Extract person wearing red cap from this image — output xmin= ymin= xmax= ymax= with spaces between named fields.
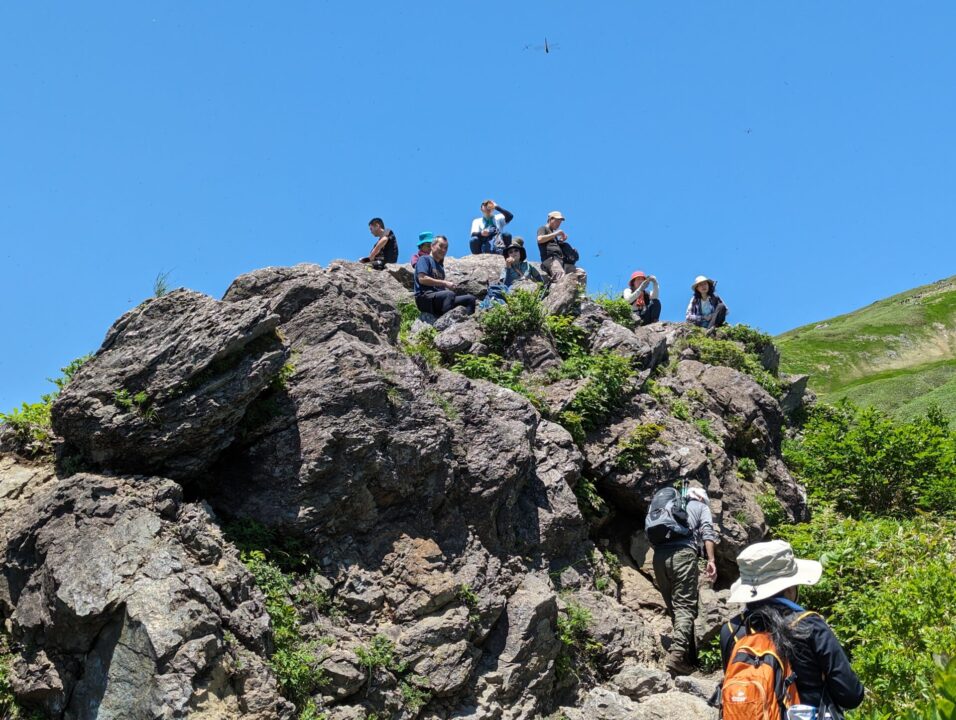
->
xmin=623 ymin=271 xmax=661 ymax=326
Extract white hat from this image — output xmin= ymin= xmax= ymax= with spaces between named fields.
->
xmin=728 ymin=540 xmax=823 ymax=604
xmin=687 ymin=487 xmax=709 ymax=503
xmin=691 ymin=275 xmax=713 ymax=290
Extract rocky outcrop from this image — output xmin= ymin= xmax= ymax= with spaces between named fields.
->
xmin=0 ymin=465 xmax=290 ymax=719
xmin=1 ymin=258 xmax=811 ymax=719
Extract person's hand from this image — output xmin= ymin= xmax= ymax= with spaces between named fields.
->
xmin=705 ymin=560 xmax=717 ymax=582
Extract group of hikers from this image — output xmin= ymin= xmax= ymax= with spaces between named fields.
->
xmin=359 ymin=202 xmax=730 ymax=327
xmin=646 ymin=482 xmax=864 ymax=719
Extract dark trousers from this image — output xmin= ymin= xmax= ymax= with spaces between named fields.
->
xmin=636 ymin=298 xmax=662 ymax=325
xmin=416 ymin=291 xmax=477 ymax=318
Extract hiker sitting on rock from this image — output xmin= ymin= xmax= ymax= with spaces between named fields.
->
xmin=536 ymin=211 xmax=580 ymax=280
xmin=685 ymin=275 xmax=728 ymax=328
xmin=645 ymin=484 xmax=718 ymax=676
xmin=360 ymin=217 xmax=399 ymax=270
xmin=414 ymin=235 xmax=477 ymax=318
xmin=480 ymin=238 xmax=544 ymax=309
xmin=720 ymin=540 xmax=864 ymax=718
xmin=410 ymin=232 xmax=432 ymax=267
xmin=470 ymin=199 xmax=514 ymax=255
xmin=622 ymin=271 xmax=661 ymax=326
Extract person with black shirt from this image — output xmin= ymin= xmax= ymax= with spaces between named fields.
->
xmin=536 ymin=210 xmax=576 ymax=279
xmin=720 ymin=541 xmax=865 ymax=718
xmin=413 ymin=235 xmax=476 ymax=318
xmin=361 ymin=217 xmax=399 ymax=270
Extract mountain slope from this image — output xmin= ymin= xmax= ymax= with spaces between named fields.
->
xmin=777 ymin=275 xmax=956 ymax=418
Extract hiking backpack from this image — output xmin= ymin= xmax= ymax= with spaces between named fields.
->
xmin=720 ymin=612 xmax=819 ymax=720
xmin=644 ymin=486 xmax=692 ymax=545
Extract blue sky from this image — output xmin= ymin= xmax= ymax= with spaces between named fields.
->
xmin=2 ymin=2 xmax=955 ymax=409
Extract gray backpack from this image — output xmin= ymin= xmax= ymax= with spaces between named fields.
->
xmin=645 ymin=486 xmax=692 ymax=545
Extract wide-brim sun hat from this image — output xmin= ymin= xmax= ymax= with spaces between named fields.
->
xmin=728 ymin=539 xmax=823 ymax=604
xmin=418 ymin=231 xmax=435 ymax=247
xmin=691 ymin=275 xmax=712 ymax=291
xmin=507 ymin=241 xmax=527 ymax=262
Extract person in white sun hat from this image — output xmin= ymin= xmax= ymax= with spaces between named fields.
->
xmin=719 ymin=541 xmax=865 ymax=717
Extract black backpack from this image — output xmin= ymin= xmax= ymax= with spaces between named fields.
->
xmin=560 ymin=241 xmax=579 ymax=265
xmin=644 ymin=486 xmax=692 ymax=545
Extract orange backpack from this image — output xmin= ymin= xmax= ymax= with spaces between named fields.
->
xmin=720 ymin=611 xmax=819 ymax=720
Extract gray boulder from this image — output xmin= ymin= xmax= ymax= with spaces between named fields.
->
xmin=51 ymin=290 xmax=288 ymax=480
xmin=0 ymin=466 xmax=291 ymax=719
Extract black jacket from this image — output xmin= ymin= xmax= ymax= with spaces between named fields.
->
xmin=720 ymin=603 xmax=865 ymax=713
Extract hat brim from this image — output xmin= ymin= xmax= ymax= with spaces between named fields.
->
xmin=728 ymin=558 xmax=823 ymax=604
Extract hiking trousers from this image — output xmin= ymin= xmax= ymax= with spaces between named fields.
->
xmin=653 ymin=545 xmax=699 ymax=662
xmin=415 ymin=291 xmax=477 ymax=319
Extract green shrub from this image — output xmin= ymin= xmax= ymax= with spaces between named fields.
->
xmin=594 ymin=295 xmax=635 ymax=326
xmin=777 ymin=511 xmax=956 ymax=713
xmin=670 ymin=399 xmax=690 ymax=421
xmin=556 ymin=601 xmax=602 ymax=682
xmin=565 ymin=352 xmax=634 ymax=432
xmin=479 ymin=289 xmax=546 ymax=350
xmin=615 ymin=423 xmax=664 ymax=472
xmin=0 ymin=354 xmax=91 ymax=452
xmin=755 ymin=489 xmax=786 ymax=528
xmin=783 ymin=400 xmax=956 ymax=517
xmin=682 ymin=334 xmax=781 ymax=396
xmin=545 ymin=314 xmax=589 ymax=359
xmin=694 ymin=418 xmax=719 ymax=443
xmin=736 ymin=457 xmax=758 ymax=481
xmin=402 ymin=326 xmax=441 ymax=367
xmin=715 ymin=324 xmax=774 ymax=357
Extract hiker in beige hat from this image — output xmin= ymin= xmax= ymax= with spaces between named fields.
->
xmin=536 ymin=211 xmax=578 ymax=280
xmin=720 ymin=541 xmax=864 ymax=716
xmin=685 ymin=275 xmax=728 ymax=328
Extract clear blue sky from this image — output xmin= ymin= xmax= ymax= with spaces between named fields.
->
xmin=2 ymin=2 xmax=955 ymax=409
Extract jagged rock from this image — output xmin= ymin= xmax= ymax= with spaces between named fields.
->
xmin=674 ymin=674 xmax=719 ymax=702
xmin=0 ymin=466 xmax=291 ymax=719
xmin=50 ymin=290 xmax=288 ymax=480
xmin=611 ymin=664 xmax=674 ymax=700
xmin=504 ymin=333 xmax=561 ymax=372
xmin=780 ymin=373 xmax=810 ymax=420
xmin=434 ymin=305 xmax=474 ymax=332
xmin=434 ymin=318 xmax=485 ymax=360
xmin=543 ymin=273 xmax=583 ymax=316
xmin=443 ymin=255 xmax=505 ymax=300
xmin=633 ymin=690 xmax=717 ymax=719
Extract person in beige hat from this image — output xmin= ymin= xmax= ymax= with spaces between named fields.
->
xmin=720 ymin=541 xmax=864 ymax=716
xmin=685 ymin=275 xmax=728 ymax=328
xmin=536 ymin=211 xmax=576 ymax=279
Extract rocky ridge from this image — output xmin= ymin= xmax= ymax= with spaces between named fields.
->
xmin=0 ymin=255 xmax=812 ymax=719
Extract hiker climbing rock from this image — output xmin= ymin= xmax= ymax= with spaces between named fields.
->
xmin=414 ymin=235 xmax=477 ymax=318
xmin=719 ymin=540 xmax=865 ymax=719
xmin=410 ymin=231 xmax=433 ymax=267
xmin=623 ymin=270 xmax=662 ymax=325
xmin=361 ymin=217 xmax=399 ymax=270
xmin=536 ymin=210 xmax=580 ymax=280
xmin=645 ymin=483 xmax=718 ymax=676
xmin=686 ymin=275 xmax=729 ymax=328
xmin=470 ymin=199 xmax=514 ymax=254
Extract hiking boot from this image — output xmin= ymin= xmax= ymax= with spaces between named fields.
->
xmin=665 ymin=652 xmax=695 ymax=676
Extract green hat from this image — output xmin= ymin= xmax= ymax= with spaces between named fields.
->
xmin=418 ymin=232 xmax=434 ymax=247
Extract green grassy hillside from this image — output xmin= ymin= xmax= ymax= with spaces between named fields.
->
xmin=777 ymin=276 xmax=956 ymax=419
